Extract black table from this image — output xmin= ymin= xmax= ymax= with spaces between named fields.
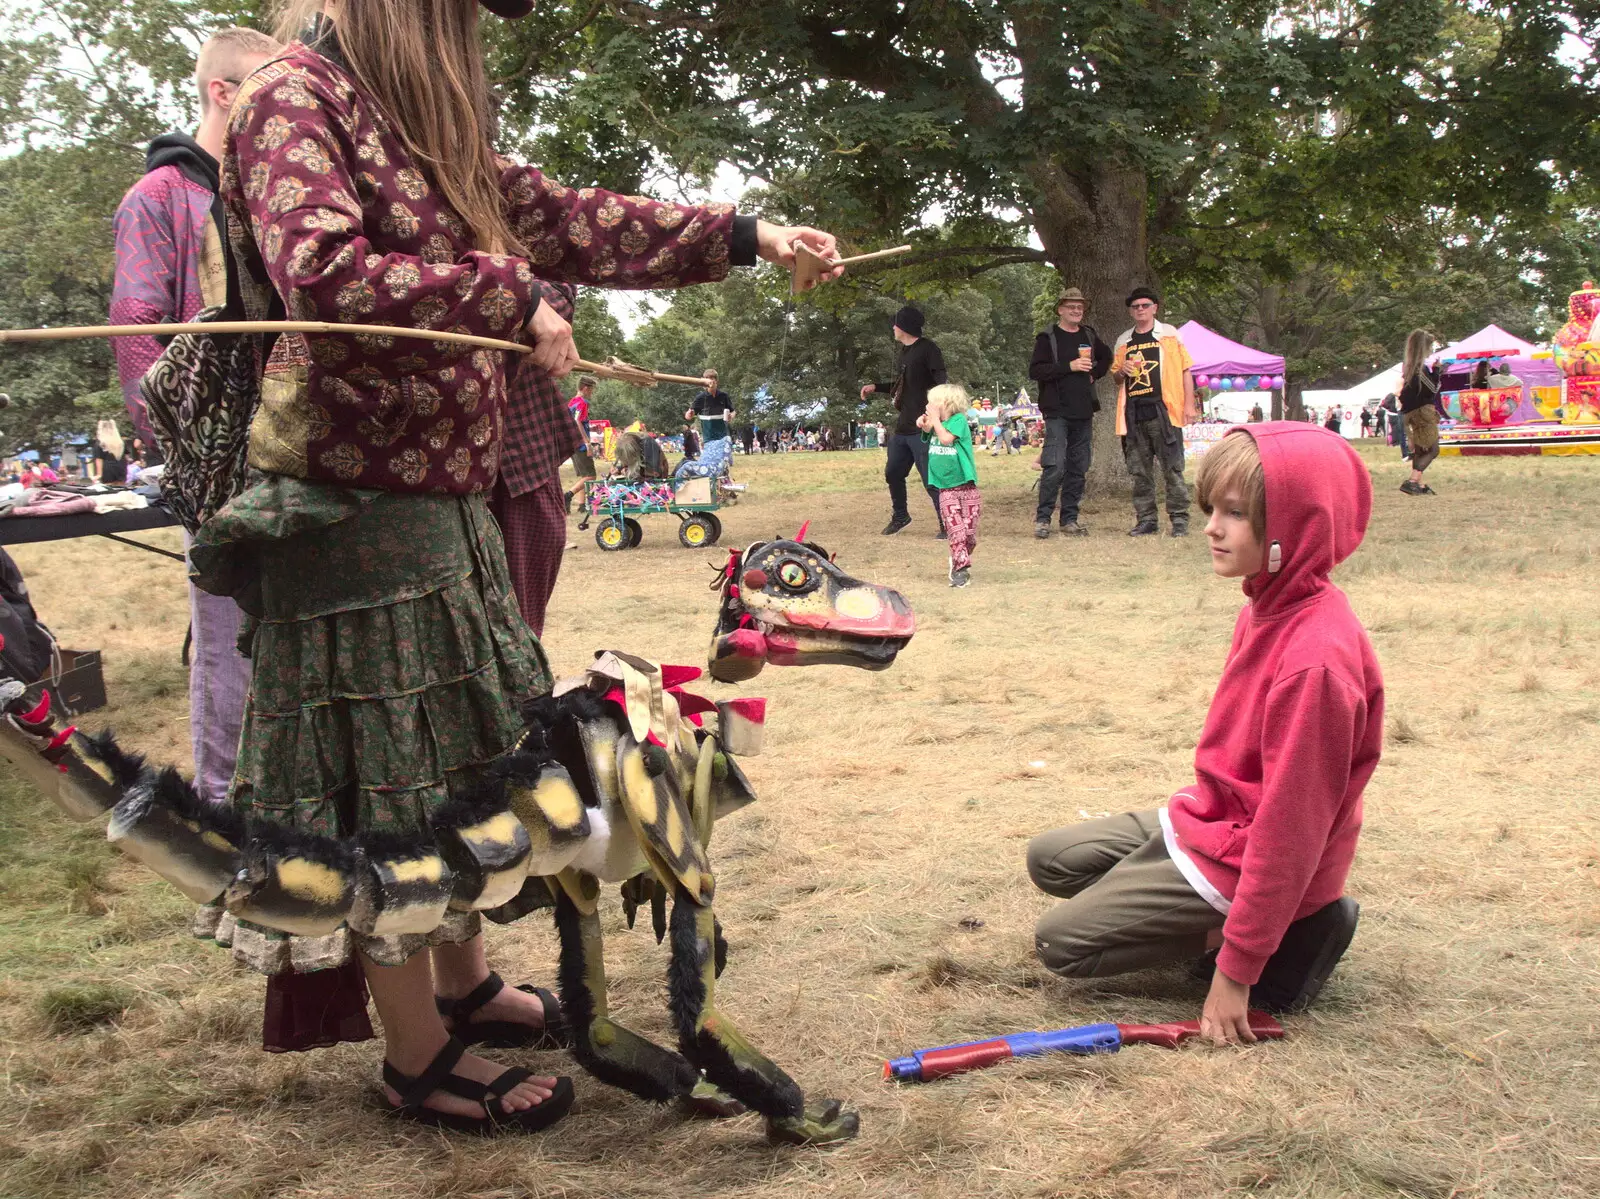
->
xmin=0 ymin=505 xmax=184 ymax=560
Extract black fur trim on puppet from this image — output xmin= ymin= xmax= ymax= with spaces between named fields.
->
xmin=667 ymin=888 xmax=803 ymax=1120
xmin=714 ymin=917 xmax=729 ymax=978
xmin=522 ymin=688 xmax=609 ymax=733
xmin=427 ymin=782 xmax=514 ymax=836
xmin=519 ymin=692 xmax=563 ymax=732
xmin=561 ymin=688 xmax=612 ymax=725
xmin=548 ymin=714 xmax=601 ymax=809
xmin=354 ymin=826 xmax=440 ymax=863
xmin=154 ymin=766 xmax=247 ymax=846
xmin=84 ymin=730 xmax=146 ymax=790
xmin=554 ymin=892 xmax=696 ymax=1103
xmin=241 ymin=819 xmax=362 ymax=872
xmin=483 ymin=747 xmax=547 ymax=791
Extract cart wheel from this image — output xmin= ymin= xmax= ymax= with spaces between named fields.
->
xmin=679 ymin=514 xmax=715 ymax=549
xmin=596 ymin=518 xmax=630 ymax=552
xmin=704 ymin=512 xmax=723 ymax=544
xmin=624 ymin=517 xmax=644 ymax=546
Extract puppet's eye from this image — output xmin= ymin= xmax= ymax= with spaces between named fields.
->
xmin=777 ymin=560 xmax=810 ymax=590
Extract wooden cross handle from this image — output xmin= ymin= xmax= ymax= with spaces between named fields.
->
xmin=577 ymin=357 xmax=711 ymax=388
xmin=791 ymin=242 xmax=913 ymax=293
xmin=833 ymin=244 xmax=914 ymax=267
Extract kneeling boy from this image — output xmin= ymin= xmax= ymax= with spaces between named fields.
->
xmin=1027 ymin=425 xmax=1383 ymax=1043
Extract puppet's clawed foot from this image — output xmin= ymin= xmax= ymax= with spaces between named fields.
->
xmin=765 ymin=1098 xmax=860 ymax=1146
xmin=680 ymin=1077 xmax=747 ymax=1119
xmin=577 ymin=1017 xmax=698 ymax=1104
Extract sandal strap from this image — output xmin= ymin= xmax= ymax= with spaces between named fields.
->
xmin=433 ymin=1063 xmax=536 ymax=1120
xmin=483 ymin=1066 xmax=535 ymax=1116
xmin=382 ymin=1036 xmax=468 ymax=1113
xmin=518 ymin=985 xmax=568 ymax=1038
xmin=436 ymin=971 xmax=506 ymax=1025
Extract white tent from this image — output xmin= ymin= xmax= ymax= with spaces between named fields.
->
xmin=1305 ymin=363 xmax=1402 ymax=409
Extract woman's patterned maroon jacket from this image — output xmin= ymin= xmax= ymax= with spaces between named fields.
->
xmin=222 ymin=43 xmax=754 ymax=494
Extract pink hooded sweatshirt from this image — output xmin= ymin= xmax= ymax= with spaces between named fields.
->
xmin=1165 ymin=422 xmax=1384 ymax=986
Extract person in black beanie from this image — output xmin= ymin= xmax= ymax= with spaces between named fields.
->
xmin=1029 ymin=287 xmax=1111 ymax=537
xmin=861 ymin=305 xmax=949 ymax=536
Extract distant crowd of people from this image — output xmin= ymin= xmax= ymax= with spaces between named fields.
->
xmin=6 ymin=421 xmax=154 ymax=489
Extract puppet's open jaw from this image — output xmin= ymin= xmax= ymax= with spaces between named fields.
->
xmin=711 ymin=620 xmax=910 ymax=681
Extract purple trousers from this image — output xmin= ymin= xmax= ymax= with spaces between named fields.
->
xmin=186 ymin=536 xmax=251 ymax=805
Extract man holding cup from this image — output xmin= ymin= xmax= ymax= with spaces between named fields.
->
xmin=1029 ymin=288 xmax=1111 ymax=537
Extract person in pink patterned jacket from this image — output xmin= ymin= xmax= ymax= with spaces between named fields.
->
xmin=182 ymin=0 xmax=843 ymax=1133
xmin=110 ymin=27 xmax=281 ymax=809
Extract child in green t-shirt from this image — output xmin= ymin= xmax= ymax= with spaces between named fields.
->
xmin=918 ymin=383 xmax=981 ymax=587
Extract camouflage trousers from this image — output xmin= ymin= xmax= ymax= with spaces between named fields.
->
xmin=1124 ymin=416 xmax=1189 ymax=527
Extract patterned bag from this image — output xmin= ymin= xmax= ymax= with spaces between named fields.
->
xmin=136 ymin=64 xmax=287 ymax=535
xmin=140 ymin=304 xmax=278 ymax=534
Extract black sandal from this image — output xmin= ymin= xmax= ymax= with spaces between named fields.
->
xmin=382 ymin=1036 xmax=574 ymax=1135
xmin=437 ymin=972 xmax=572 ymax=1050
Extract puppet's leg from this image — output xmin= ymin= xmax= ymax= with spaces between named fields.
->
xmin=553 ymin=889 xmax=698 ymax=1104
xmin=668 ymin=885 xmax=859 ymax=1145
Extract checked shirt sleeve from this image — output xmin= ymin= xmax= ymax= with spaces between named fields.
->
xmin=502 ymin=166 xmax=758 ymax=288
xmin=228 ymin=67 xmax=540 ymax=368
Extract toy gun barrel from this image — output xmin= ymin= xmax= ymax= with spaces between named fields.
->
xmin=884 ymin=1022 xmax=1122 ymax=1082
xmin=883 ymin=1013 xmax=1284 ymax=1082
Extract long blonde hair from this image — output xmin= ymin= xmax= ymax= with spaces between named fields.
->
xmin=96 ymin=419 xmax=124 ymax=460
xmin=1401 ymin=329 xmax=1433 ymax=386
xmin=273 ymin=0 xmax=519 ymax=254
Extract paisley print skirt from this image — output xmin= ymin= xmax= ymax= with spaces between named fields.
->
xmin=189 ymin=475 xmax=551 ymax=973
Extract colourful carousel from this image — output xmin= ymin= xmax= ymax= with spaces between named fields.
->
xmin=1439 ymin=282 xmax=1600 ymax=457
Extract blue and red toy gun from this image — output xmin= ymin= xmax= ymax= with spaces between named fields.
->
xmin=883 ymin=1012 xmax=1284 ymax=1082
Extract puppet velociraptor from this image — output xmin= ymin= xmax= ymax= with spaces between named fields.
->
xmin=0 ymin=529 xmax=913 ymax=1145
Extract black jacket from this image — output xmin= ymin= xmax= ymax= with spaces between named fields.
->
xmin=1029 ymin=324 xmax=1112 ymax=420
xmin=875 ymin=338 xmax=948 ymax=436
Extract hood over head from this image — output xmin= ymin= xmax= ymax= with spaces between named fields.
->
xmin=145 ymin=132 xmax=219 ymax=191
xmin=1231 ymin=422 xmax=1371 ymax=614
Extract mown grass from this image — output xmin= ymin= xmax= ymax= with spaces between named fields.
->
xmin=1 ymin=442 xmax=1597 ymax=1198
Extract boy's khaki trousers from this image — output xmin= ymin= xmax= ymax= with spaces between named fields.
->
xmin=1028 ymin=809 xmax=1224 ymax=978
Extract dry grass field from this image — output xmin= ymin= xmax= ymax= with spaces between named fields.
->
xmin=2 ymin=442 xmax=1597 ymax=1199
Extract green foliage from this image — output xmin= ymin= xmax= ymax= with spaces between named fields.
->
xmin=601 ymin=262 xmax=1053 ymax=434
xmin=0 ymin=146 xmax=139 ymax=455
xmin=0 ymin=1 xmax=270 ymax=150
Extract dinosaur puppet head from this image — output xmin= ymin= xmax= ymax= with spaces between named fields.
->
xmin=708 ymin=525 xmax=915 ymax=683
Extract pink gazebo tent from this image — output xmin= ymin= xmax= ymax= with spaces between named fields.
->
xmin=1428 ymin=323 xmax=1536 ymax=364
xmin=1429 ymin=323 xmax=1558 ymax=423
xmin=1176 ymin=321 xmax=1287 ymax=381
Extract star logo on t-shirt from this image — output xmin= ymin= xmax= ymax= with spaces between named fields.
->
xmin=1124 ymin=352 xmax=1157 ymax=393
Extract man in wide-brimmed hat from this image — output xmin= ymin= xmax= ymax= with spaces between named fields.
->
xmin=1028 ymin=288 xmax=1111 ymax=537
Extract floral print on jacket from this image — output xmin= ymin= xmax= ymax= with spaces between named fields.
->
xmin=222 ymin=45 xmax=753 ymax=494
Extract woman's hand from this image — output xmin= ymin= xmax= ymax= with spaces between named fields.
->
xmin=527 ymin=300 xmax=579 ymax=378
xmin=756 ymin=221 xmax=843 ymax=282
xmin=1199 ymin=969 xmax=1257 ymax=1046
xmin=859 ymin=384 xmax=876 ymax=401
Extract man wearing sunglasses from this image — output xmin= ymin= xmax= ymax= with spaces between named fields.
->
xmin=1111 ymin=287 xmax=1196 ymax=537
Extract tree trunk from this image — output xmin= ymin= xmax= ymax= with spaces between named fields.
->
xmin=1032 ymin=161 xmax=1152 ymax=502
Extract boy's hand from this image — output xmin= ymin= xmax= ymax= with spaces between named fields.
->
xmin=1200 ymin=969 xmax=1257 ymax=1046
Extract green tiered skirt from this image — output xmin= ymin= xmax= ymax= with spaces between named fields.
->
xmin=189 ymin=476 xmax=551 ymax=973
